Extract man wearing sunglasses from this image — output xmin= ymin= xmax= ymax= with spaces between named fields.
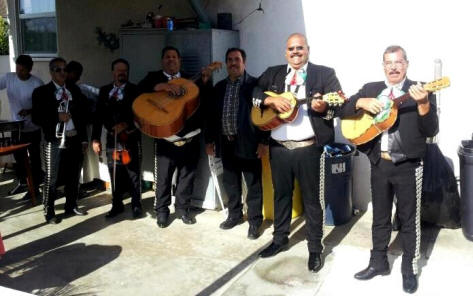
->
xmin=252 ymin=33 xmax=343 ymax=272
xmin=32 ymin=57 xmax=89 ymax=224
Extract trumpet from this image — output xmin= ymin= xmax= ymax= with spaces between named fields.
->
xmin=55 ymin=99 xmax=69 ymax=149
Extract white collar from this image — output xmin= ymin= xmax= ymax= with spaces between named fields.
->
xmin=385 ymin=77 xmax=406 ymax=90
xmin=163 ymin=71 xmax=181 ymax=80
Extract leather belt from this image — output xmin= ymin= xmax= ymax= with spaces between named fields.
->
xmin=173 ymin=137 xmax=194 ymax=147
xmin=381 ymin=151 xmax=392 ymax=161
xmin=276 ymin=137 xmax=316 ymax=150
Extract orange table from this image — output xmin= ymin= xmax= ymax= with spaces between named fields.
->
xmin=0 ymin=143 xmax=37 ymax=205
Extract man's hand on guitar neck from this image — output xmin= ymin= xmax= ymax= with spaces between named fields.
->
xmin=409 ymin=83 xmax=430 ymax=116
xmin=311 ymin=93 xmax=328 ymax=113
xmin=356 ymin=98 xmax=384 ymax=114
xmin=264 ymin=96 xmax=291 ymax=113
xmin=153 ymin=82 xmax=184 ymax=96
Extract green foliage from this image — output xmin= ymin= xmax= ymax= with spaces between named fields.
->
xmin=0 ymin=16 xmax=9 ymax=55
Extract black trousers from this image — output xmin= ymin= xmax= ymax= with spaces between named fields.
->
xmin=12 ymin=129 xmax=42 ymax=190
xmin=370 ymin=158 xmax=423 ymax=275
xmin=269 ymin=141 xmax=324 ymax=253
xmin=221 ymin=138 xmax=263 ymax=226
xmin=154 ymin=136 xmax=200 ymax=215
xmin=106 ymin=133 xmax=142 ymax=210
xmin=43 ymin=136 xmax=83 ymax=217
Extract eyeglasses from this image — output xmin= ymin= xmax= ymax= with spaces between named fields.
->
xmin=287 ymin=46 xmax=305 ymax=52
xmin=53 ymin=67 xmax=66 ymax=73
xmin=383 ymin=60 xmax=406 ymax=68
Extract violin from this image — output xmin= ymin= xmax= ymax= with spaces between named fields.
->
xmin=112 ymin=129 xmax=131 ymax=165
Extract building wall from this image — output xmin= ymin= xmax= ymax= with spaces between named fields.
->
xmin=207 ymin=0 xmax=473 ymax=208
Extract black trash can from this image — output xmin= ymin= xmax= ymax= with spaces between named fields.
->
xmin=458 ymin=139 xmax=473 ymax=241
xmin=322 ymin=143 xmax=355 ymax=226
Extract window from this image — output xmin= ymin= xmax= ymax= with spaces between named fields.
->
xmin=18 ymin=0 xmax=57 ymax=56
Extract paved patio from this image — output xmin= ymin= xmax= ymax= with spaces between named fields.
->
xmin=1 ymin=169 xmax=472 ymax=296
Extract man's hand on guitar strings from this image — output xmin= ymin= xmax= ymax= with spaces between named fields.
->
xmin=154 ymin=82 xmax=184 ymax=96
xmin=264 ymin=96 xmax=291 ymax=113
xmin=356 ymin=98 xmax=384 ymax=114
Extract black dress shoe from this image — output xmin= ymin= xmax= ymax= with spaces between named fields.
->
xmin=219 ymin=217 xmax=243 ymax=230
xmin=247 ymin=224 xmax=261 ymax=240
xmin=402 ymin=274 xmax=418 ymax=294
xmin=308 ymin=252 xmax=323 ymax=273
xmin=132 ymin=207 xmax=143 ymax=218
xmin=354 ymin=266 xmax=390 ymax=280
xmin=180 ymin=212 xmax=196 ymax=225
xmin=157 ymin=212 xmax=169 ymax=228
xmin=45 ymin=215 xmax=62 ymax=224
xmin=105 ymin=206 xmax=124 ymax=218
xmin=64 ymin=207 xmax=88 ymax=217
xmin=258 ymin=242 xmax=288 ymax=258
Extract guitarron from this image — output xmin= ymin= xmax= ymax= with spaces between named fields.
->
xmin=340 ymin=77 xmax=450 ymax=145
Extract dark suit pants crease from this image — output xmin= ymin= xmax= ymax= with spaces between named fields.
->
xmin=154 ymin=136 xmax=200 ymax=215
xmin=370 ymin=159 xmax=422 ymax=275
xmin=269 ymin=142 xmax=324 ymax=253
xmin=221 ymin=138 xmax=263 ymax=226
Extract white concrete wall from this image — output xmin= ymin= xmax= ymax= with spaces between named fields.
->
xmin=207 ymin=0 xmax=473 ymax=208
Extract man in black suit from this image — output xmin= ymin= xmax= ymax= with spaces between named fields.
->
xmin=252 ymin=33 xmax=343 ymax=272
xmin=205 ymin=48 xmax=267 ymax=239
xmin=342 ymin=45 xmax=438 ymax=294
xmin=32 ymin=57 xmax=89 ymax=224
xmin=138 ymin=46 xmax=211 ymax=228
xmin=92 ymin=58 xmax=142 ymax=219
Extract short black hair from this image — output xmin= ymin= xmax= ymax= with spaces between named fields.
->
xmin=161 ymin=46 xmax=181 ymax=59
xmin=65 ymin=60 xmax=83 ymax=77
xmin=111 ymin=58 xmax=129 ymax=71
xmin=225 ymin=48 xmax=246 ymax=62
xmin=49 ymin=57 xmax=67 ymax=71
xmin=15 ymin=55 xmax=33 ymax=71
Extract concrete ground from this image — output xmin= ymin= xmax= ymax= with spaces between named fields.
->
xmin=1 ymin=170 xmax=472 ymax=296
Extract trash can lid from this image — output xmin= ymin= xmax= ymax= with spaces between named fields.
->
xmin=459 ymin=140 xmax=473 ymax=155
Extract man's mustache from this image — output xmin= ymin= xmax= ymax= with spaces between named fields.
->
xmin=389 ymin=71 xmax=400 ymax=75
xmin=291 ymin=53 xmax=303 ymax=58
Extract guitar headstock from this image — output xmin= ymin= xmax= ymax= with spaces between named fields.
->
xmin=322 ymin=91 xmax=346 ymax=107
xmin=423 ymin=77 xmax=450 ymax=92
xmin=207 ymin=61 xmax=223 ymax=72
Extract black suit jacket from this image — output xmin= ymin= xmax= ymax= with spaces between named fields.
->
xmin=252 ymin=62 xmax=342 ymax=146
xmin=137 ymin=70 xmax=209 ymax=138
xmin=341 ymin=78 xmax=439 ymax=164
xmin=92 ymin=82 xmax=141 ymax=146
xmin=32 ymin=81 xmax=88 ymax=143
xmin=205 ymin=72 xmax=267 ymax=159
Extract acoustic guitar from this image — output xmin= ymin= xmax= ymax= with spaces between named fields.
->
xmin=251 ymin=91 xmax=346 ymax=131
xmin=340 ymin=77 xmax=450 ymax=146
xmin=133 ymin=62 xmax=222 ymax=138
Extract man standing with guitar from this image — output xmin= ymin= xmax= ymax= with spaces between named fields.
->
xmin=92 ymin=58 xmax=143 ymax=219
xmin=205 ymin=48 xmax=268 ymax=239
xmin=252 ymin=33 xmax=343 ymax=272
xmin=342 ymin=45 xmax=438 ymax=293
xmin=138 ymin=46 xmax=211 ymax=228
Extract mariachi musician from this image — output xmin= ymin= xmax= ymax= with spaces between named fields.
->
xmin=92 ymin=58 xmax=143 ymax=219
xmin=137 ymin=46 xmax=211 ymax=228
xmin=32 ymin=57 xmax=89 ymax=224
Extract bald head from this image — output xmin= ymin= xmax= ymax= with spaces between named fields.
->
xmin=285 ymin=33 xmax=310 ymax=70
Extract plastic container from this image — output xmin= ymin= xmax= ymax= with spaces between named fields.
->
xmin=458 ymin=138 xmax=473 ymax=241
